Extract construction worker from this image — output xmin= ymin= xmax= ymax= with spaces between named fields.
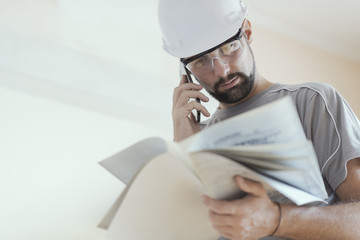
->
xmin=158 ymin=0 xmax=360 ymax=239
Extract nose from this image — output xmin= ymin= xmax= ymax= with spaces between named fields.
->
xmin=212 ymin=57 xmax=230 ymax=78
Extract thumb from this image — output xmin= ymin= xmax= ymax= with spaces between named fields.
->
xmin=235 ymin=176 xmax=265 ymax=197
xmin=189 ymin=112 xmax=197 ymax=123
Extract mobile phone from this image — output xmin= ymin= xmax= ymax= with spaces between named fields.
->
xmin=179 ymin=62 xmax=201 ymax=123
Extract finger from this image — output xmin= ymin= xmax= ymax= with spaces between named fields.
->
xmin=173 ymin=83 xmax=203 ymax=103
xmin=202 ymin=195 xmax=236 ymax=215
xmin=179 ymin=75 xmax=187 ymax=85
xmin=209 ymin=210 xmax=234 ymax=226
xmin=174 ymin=100 xmax=209 ymax=115
xmin=174 ymin=101 xmax=210 ymax=119
xmin=173 ymin=101 xmax=210 ymax=120
xmin=184 ymin=101 xmax=210 ymax=117
xmin=189 ymin=112 xmax=197 ymax=122
xmin=174 ymin=90 xmax=209 ymax=108
xmin=235 ymin=176 xmax=266 ymax=197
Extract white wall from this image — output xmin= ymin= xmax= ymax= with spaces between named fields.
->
xmin=0 ymin=1 xmax=177 ymax=239
xmin=0 ymin=83 xmax=173 ymax=240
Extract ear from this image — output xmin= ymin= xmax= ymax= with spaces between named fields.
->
xmin=242 ymin=19 xmax=253 ymax=43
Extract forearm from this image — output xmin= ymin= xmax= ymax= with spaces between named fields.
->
xmin=276 ymin=201 xmax=360 ymax=239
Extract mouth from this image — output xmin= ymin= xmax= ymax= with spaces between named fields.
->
xmin=220 ymin=76 xmax=240 ymax=90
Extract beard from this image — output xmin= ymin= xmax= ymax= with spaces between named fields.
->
xmin=198 ymin=40 xmax=256 ymax=105
xmin=206 ymin=71 xmax=255 ymax=104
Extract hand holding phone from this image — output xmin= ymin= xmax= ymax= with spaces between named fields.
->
xmin=172 ymin=63 xmax=210 ymax=141
xmin=179 ymin=64 xmax=202 ymax=123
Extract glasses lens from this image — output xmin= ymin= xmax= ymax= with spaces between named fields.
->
xmin=187 ymin=39 xmax=243 ymax=75
xmin=189 ymin=55 xmax=211 ymax=70
xmin=220 ymin=40 xmax=241 ymax=56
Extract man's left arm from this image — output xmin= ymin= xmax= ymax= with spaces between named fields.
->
xmin=203 ymin=158 xmax=360 ymax=240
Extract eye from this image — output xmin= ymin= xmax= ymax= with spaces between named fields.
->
xmin=192 ymin=55 xmax=210 ymax=68
xmin=221 ymin=41 xmax=240 ymax=55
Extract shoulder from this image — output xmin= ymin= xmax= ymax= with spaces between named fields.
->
xmin=270 ymin=82 xmax=337 ymax=96
xmin=268 ymin=82 xmax=343 ymax=108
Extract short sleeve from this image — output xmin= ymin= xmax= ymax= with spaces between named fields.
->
xmin=303 ymin=83 xmax=360 ymax=191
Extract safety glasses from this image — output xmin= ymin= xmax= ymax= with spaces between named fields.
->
xmin=181 ymin=29 xmax=244 ymax=77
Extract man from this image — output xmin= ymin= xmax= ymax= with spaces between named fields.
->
xmin=158 ymin=0 xmax=360 ymax=239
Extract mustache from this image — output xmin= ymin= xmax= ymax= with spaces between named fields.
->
xmin=214 ymin=72 xmax=249 ymax=89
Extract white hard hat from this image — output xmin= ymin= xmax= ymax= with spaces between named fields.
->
xmin=158 ymin=0 xmax=248 ymax=58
